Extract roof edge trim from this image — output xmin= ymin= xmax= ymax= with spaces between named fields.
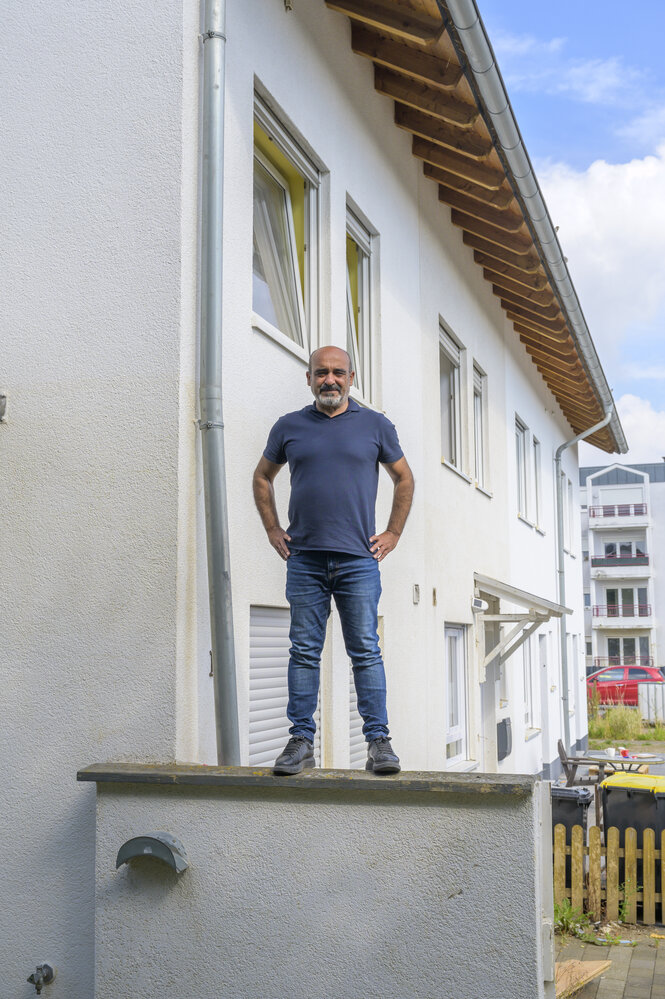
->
xmin=442 ymin=0 xmax=627 ymax=454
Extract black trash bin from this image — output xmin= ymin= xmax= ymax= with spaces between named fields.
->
xmin=601 ymin=773 xmax=665 ymax=892
xmin=552 ymin=785 xmax=593 ymax=837
xmin=551 ymin=785 xmax=593 ymax=882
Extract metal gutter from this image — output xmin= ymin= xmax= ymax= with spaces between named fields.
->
xmin=442 ymin=0 xmax=628 ymax=454
xmin=199 ymin=0 xmax=240 ymax=765
xmin=555 ymin=410 xmax=613 ymax=750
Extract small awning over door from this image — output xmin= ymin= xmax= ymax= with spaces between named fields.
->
xmin=474 ymin=572 xmax=571 ymax=682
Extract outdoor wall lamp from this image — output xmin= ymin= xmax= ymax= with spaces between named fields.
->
xmin=116 ymin=833 xmax=189 ymax=874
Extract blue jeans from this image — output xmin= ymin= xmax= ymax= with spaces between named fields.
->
xmin=285 ymin=550 xmax=389 ymax=744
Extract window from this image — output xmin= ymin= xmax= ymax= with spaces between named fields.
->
xmin=249 ymin=606 xmax=321 ymax=765
xmin=440 ymin=329 xmax=463 ymax=468
xmin=532 ymin=437 xmax=541 ymax=525
xmin=605 ymin=636 xmax=650 ymax=667
xmin=346 ymin=208 xmax=373 ymax=400
xmin=604 ymin=539 xmax=646 ymax=559
xmin=252 ymin=97 xmax=319 ymax=355
xmin=583 ymin=592 xmax=591 ymax=607
xmin=515 ymin=418 xmax=528 ymax=517
xmin=567 ymin=478 xmax=574 ymax=549
xmin=445 ymin=626 xmax=468 ymax=764
xmin=473 ymin=364 xmax=487 ymax=488
xmin=586 ymin=641 xmax=592 ymax=656
xmin=523 ymin=636 xmax=538 ymax=729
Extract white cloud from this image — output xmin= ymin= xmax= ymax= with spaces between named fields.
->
xmin=492 ymin=31 xmax=565 ymax=59
xmin=555 ymin=57 xmax=644 ymax=106
xmin=492 ymin=35 xmax=646 ymax=108
xmin=579 ymin=395 xmax=665 ymax=464
xmin=537 ymin=145 xmax=665 ymax=347
xmin=619 ymin=103 xmax=665 ymax=146
xmin=624 ymin=363 xmax=665 ymax=380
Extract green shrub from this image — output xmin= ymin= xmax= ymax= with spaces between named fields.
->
xmin=587 ymin=702 xmax=643 ymax=742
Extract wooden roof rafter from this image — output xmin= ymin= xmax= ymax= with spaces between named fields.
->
xmin=324 ymin=0 xmax=622 ymax=452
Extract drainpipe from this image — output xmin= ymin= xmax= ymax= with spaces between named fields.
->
xmin=442 ymin=0 xmax=628 ymax=455
xmin=555 ymin=411 xmax=612 ymax=751
xmin=199 ymin=0 xmax=240 ymax=765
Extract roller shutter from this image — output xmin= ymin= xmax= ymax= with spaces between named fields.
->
xmin=249 ymin=606 xmax=321 ymax=765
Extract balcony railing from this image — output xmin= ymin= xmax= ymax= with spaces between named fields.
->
xmin=589 ymin=503 xmax=647 ymax=517
xmin=593 ymin=656 xmax=654 ymax=668
xmin=590 ymin=554 xmax=649 ymax=567
xmin=592 ymin=604 xmax=651 ymax=617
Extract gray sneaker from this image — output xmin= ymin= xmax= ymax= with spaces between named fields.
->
xmin=366 ymin=737 xmax=401 ymax=774
xmin=273 ymin=735 xmax=315 ymax=775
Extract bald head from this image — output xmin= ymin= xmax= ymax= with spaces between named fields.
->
xmin=306 ymin=346 xmax=355 ymax=414
xmin=308 ymin=346 xmax=353 ymax=374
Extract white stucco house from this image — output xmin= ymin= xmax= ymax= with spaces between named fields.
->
xmin=3 ymin=1 xmax=627 ymax=996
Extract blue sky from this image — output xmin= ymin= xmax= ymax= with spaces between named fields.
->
xmin=477 ymin=1 xmax=665 ymax=461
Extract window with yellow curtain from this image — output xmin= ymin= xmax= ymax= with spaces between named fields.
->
xmin=252 ymin=96 xmax=319 ymax=356
xmin=346 ymin=207 xmax=373 ymax=400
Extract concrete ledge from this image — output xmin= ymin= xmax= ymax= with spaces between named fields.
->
xmin=77 ymin=761 xmax=536 ymax=796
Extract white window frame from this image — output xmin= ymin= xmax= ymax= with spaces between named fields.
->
xmin=440 ymin=328 xmax=464 ymax=470
xmin=472 ymin=363 xmax=487 ymax=490
xmin=523 ymin=635 xmax=539 ymax=732
xmin=515 ymin=417 xmax=528 ymax=518
xmin=532 ymin=437 xmax=541 ymax=527
xmin=444 ymin=625 xmax=468 ymax=765
xmin=252 ymin=94 xmax=320 ymax=361
xmin=346 ymin=207 xmax=374 ymax=402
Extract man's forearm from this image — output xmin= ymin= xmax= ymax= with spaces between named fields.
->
xmin=253 ymin=475 xmax=280 ymax=533
xmin=386 ymin=475 xmax=414 ymax=537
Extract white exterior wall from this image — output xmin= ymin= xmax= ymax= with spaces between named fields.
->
xmin=2 ymin=0 xmax=594 ymax=993
xmin=220 ymin=0 xmax=587 ymax=776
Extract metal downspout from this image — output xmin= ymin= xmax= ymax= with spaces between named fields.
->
xmin=442 ymin=0 xmax=627 ymax=455
xmin=555 ymin=411 xmax=612 ymax=751
xmin=199 ymin=0 xmax=240 ymax=765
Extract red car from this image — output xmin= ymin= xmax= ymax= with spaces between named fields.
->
xmin=586 ymin=665 xmax=665 ymax=705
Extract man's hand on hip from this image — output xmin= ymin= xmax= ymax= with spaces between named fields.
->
xmin=268 ymin=527 xmax=292 ymax=560
xmin=370 ymin=530 xmax=399 ymax=561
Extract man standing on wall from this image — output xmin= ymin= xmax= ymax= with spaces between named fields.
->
xmin=253 ymin=346 xmax=414 ymax=775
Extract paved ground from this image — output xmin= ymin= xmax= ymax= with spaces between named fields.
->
xmin=556 ymin=928 xmax=665 ymax=998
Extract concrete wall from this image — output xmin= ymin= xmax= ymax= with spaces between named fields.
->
xmin=91 ymin=767 xmax=554 ymax=999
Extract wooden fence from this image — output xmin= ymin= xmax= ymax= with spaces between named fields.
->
xmin=553 ymin=823 xmax=665 ymax=924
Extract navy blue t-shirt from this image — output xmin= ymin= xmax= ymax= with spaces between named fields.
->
xmin=263 ymin=399 xmax=404 ymax=557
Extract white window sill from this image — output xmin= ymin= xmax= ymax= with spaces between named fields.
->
xmin=535 ymin=525 xmax=546 ymax=536
xmin=349 ymin=387 xmax=383 ymax=414
xmin=525 ymin=727 xmax=541 ymax=743
xmin=564 ymin=548 xmax=576 ymax=559
xmin=475 ymin=483 xmax=493 ymax=499
xmin=518 ymin=513 xmax=535 ymax=529
xmin=252 ymin=314 xmax=309 ymax=364
xmin=446 ymin=759 xmax=478 ymax=773
xmin=441 ymin=458 xmax=472 ymax=484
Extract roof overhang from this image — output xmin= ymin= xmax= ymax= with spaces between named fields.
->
xmin=474 ymin=572 xmax=570 ymax=681
xmin=325 ymin=0 xmax=627 ymax=454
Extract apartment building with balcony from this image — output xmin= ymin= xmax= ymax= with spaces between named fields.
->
xmin=580 ymin=461 xmax=665 ymax=678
